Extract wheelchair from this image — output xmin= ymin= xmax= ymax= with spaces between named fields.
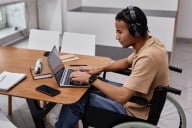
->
xmin=82 ymin=66 xmax=186 ymax=128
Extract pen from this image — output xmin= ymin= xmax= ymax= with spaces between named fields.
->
xmin=69 ymin=64 xmax=87 ymax=66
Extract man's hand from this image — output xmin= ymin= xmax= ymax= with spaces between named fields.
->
xmin=74 ymin=66 xmax=103 ymax=75
xmin=70 ymin=71 xmax=91 ymax=84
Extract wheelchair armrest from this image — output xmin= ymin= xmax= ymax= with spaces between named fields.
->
xmin=129 ymin=96 xmax=150 ymax=106
xmin=169 ymin=65 xmax=182 ymax=73
xmin=164 ymin=86 xmax=182 ymax=95
xmin=113 ymin=69 xmax=132 ymax=76
xmin=102 ymin=69 xmax=132 ymax=78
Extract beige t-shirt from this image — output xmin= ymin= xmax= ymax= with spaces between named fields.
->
xmin=123 ymin=36 xmax=169 ymax=120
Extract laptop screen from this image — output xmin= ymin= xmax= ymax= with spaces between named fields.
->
xmin=47 ymin=46 xmax=64 ymax=83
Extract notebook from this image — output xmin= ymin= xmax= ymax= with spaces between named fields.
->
xmin=47 ymin=46 xmax=89 ymax=87
xmin=0 ymin=71 xmax=27 ymax=91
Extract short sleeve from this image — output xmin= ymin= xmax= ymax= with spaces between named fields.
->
xmin=124 ymin=55 xmax=157 ymax=94
xmin=127 ymin=52 xmax=135 ymax=64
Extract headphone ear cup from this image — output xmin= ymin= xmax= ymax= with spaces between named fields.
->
xmin=129 ymin=23 xmax=137 ymax=37
xmin=129 ymin=23 xmax=143 ymax=37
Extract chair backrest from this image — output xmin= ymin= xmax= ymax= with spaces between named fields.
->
xmin=147 ymin=86 xmax=167 ymax=124
xmin=61 ymin=32 xmax=96 ymax=56
xmin=28 ymin=29 xmax=60 ymax=51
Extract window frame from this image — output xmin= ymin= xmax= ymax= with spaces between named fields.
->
xmin=0 ymin=7 xmax=6 ymax=29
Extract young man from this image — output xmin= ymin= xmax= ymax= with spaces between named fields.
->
xmin=55 ymin=6 xmax=169 ymax=128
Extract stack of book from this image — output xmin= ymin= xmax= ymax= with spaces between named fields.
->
xmin=30 ymin=61 xmax=52 ymax=80
xmin=30 ymin=68 xmax=52 ymax=80
xmin=60 ymin=54 xmax=79 ymax=62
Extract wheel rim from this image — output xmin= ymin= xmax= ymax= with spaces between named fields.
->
xmin=157 ymin=94 xmax=187 ymax=128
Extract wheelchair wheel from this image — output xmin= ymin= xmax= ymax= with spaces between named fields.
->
xmin=157 ymin=94 xmax=187 ymax=128
xmin=113 ymin=121 xmax=158 ymax=128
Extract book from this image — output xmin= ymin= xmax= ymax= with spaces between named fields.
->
xmin=0 ymin=71 xmax=27 ymax=91
xmin=30 ymin=67 xmax=52 ymax=80
xmin=60 ymin=54 xmax=79 ymax=62
xmin=30 ymin=59 xmax=53 ymax=80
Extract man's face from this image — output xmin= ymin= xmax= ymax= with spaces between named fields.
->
xmin=115 ymin=20 xmax=135 ymax=48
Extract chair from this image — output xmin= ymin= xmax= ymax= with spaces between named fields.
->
xmin=82 ymin=66 xmax=183 ymax=128
xmin=60 ymin=32 xmax=96 ymax=56
xmin=27 ymin=29 xmax=60 ymax=51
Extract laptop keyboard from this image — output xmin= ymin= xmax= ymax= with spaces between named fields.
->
xmin=60 ymin=69 xmax=74 ymax=85
xmin=60 ymin=69 xmax=89 ymax=87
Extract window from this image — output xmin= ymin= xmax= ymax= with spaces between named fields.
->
xmin=0 ymin=7 xmax=6 ymax=29
xmin=0 ymin=2 xmax=28 ymax=45
xmin=0 ymin=9 xmax=2 ymax=21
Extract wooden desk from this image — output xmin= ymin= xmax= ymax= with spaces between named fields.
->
xmin=0 ymin=46 xmax=111 ymax=128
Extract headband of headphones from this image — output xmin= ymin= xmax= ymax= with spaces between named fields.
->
xmin=124 ymin=6 xmax=147 ymax=37
xmin=128 ymin=6 xmax=137 ymax=24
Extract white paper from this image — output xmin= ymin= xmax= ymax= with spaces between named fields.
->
xmin=0 ymin=71 xmax=27 ymax=91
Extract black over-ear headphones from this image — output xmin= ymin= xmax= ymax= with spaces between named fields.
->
xmin=127 ymin=6 xmax=144 ymax=37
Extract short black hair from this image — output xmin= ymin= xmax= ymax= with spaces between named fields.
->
xmin=116 ymin=6 xmax=149 ymax=37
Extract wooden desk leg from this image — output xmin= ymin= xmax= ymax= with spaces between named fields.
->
xmin=37 ymin=100 xmax=47 ymax=108
xmin=26 ymin=99 xmax=56 ymax=128
xmin=8 ymin=96 xmax=12 ymax=115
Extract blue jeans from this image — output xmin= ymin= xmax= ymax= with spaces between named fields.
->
xmin=55 ymin=79 xmax=128 ymax=128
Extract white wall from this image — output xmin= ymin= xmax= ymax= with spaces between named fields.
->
xmin=37 ymin=0 xmax=62 ymax=33
xmin=65 ymin=0 xmax=178 ymax=52
xmin=24 ymin=0 xmax=38 ymax=29
xmin=82 ymin=0 xmax=178 ymax=11
xmin=176 ymin=0 xmax=192 ymax=39
xmin=36 ymin=0 xmax=192 ymax=39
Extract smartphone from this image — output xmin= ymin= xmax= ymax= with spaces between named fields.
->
xmin=36 ymin=85 xmax=61 ymax=96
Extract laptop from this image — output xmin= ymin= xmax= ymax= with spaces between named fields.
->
xmin=47 ymin=46 xmax=89 ymax=87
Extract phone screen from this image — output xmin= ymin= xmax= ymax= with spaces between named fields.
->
xmin=36 ymin=85 xmax=60 ymax=96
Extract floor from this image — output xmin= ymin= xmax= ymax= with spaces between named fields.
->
xmin=0 ymin=38 xmax=192 ymax=128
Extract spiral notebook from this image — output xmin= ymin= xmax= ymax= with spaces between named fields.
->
xmin=0 ymin=71 xmax=27 ymax=91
